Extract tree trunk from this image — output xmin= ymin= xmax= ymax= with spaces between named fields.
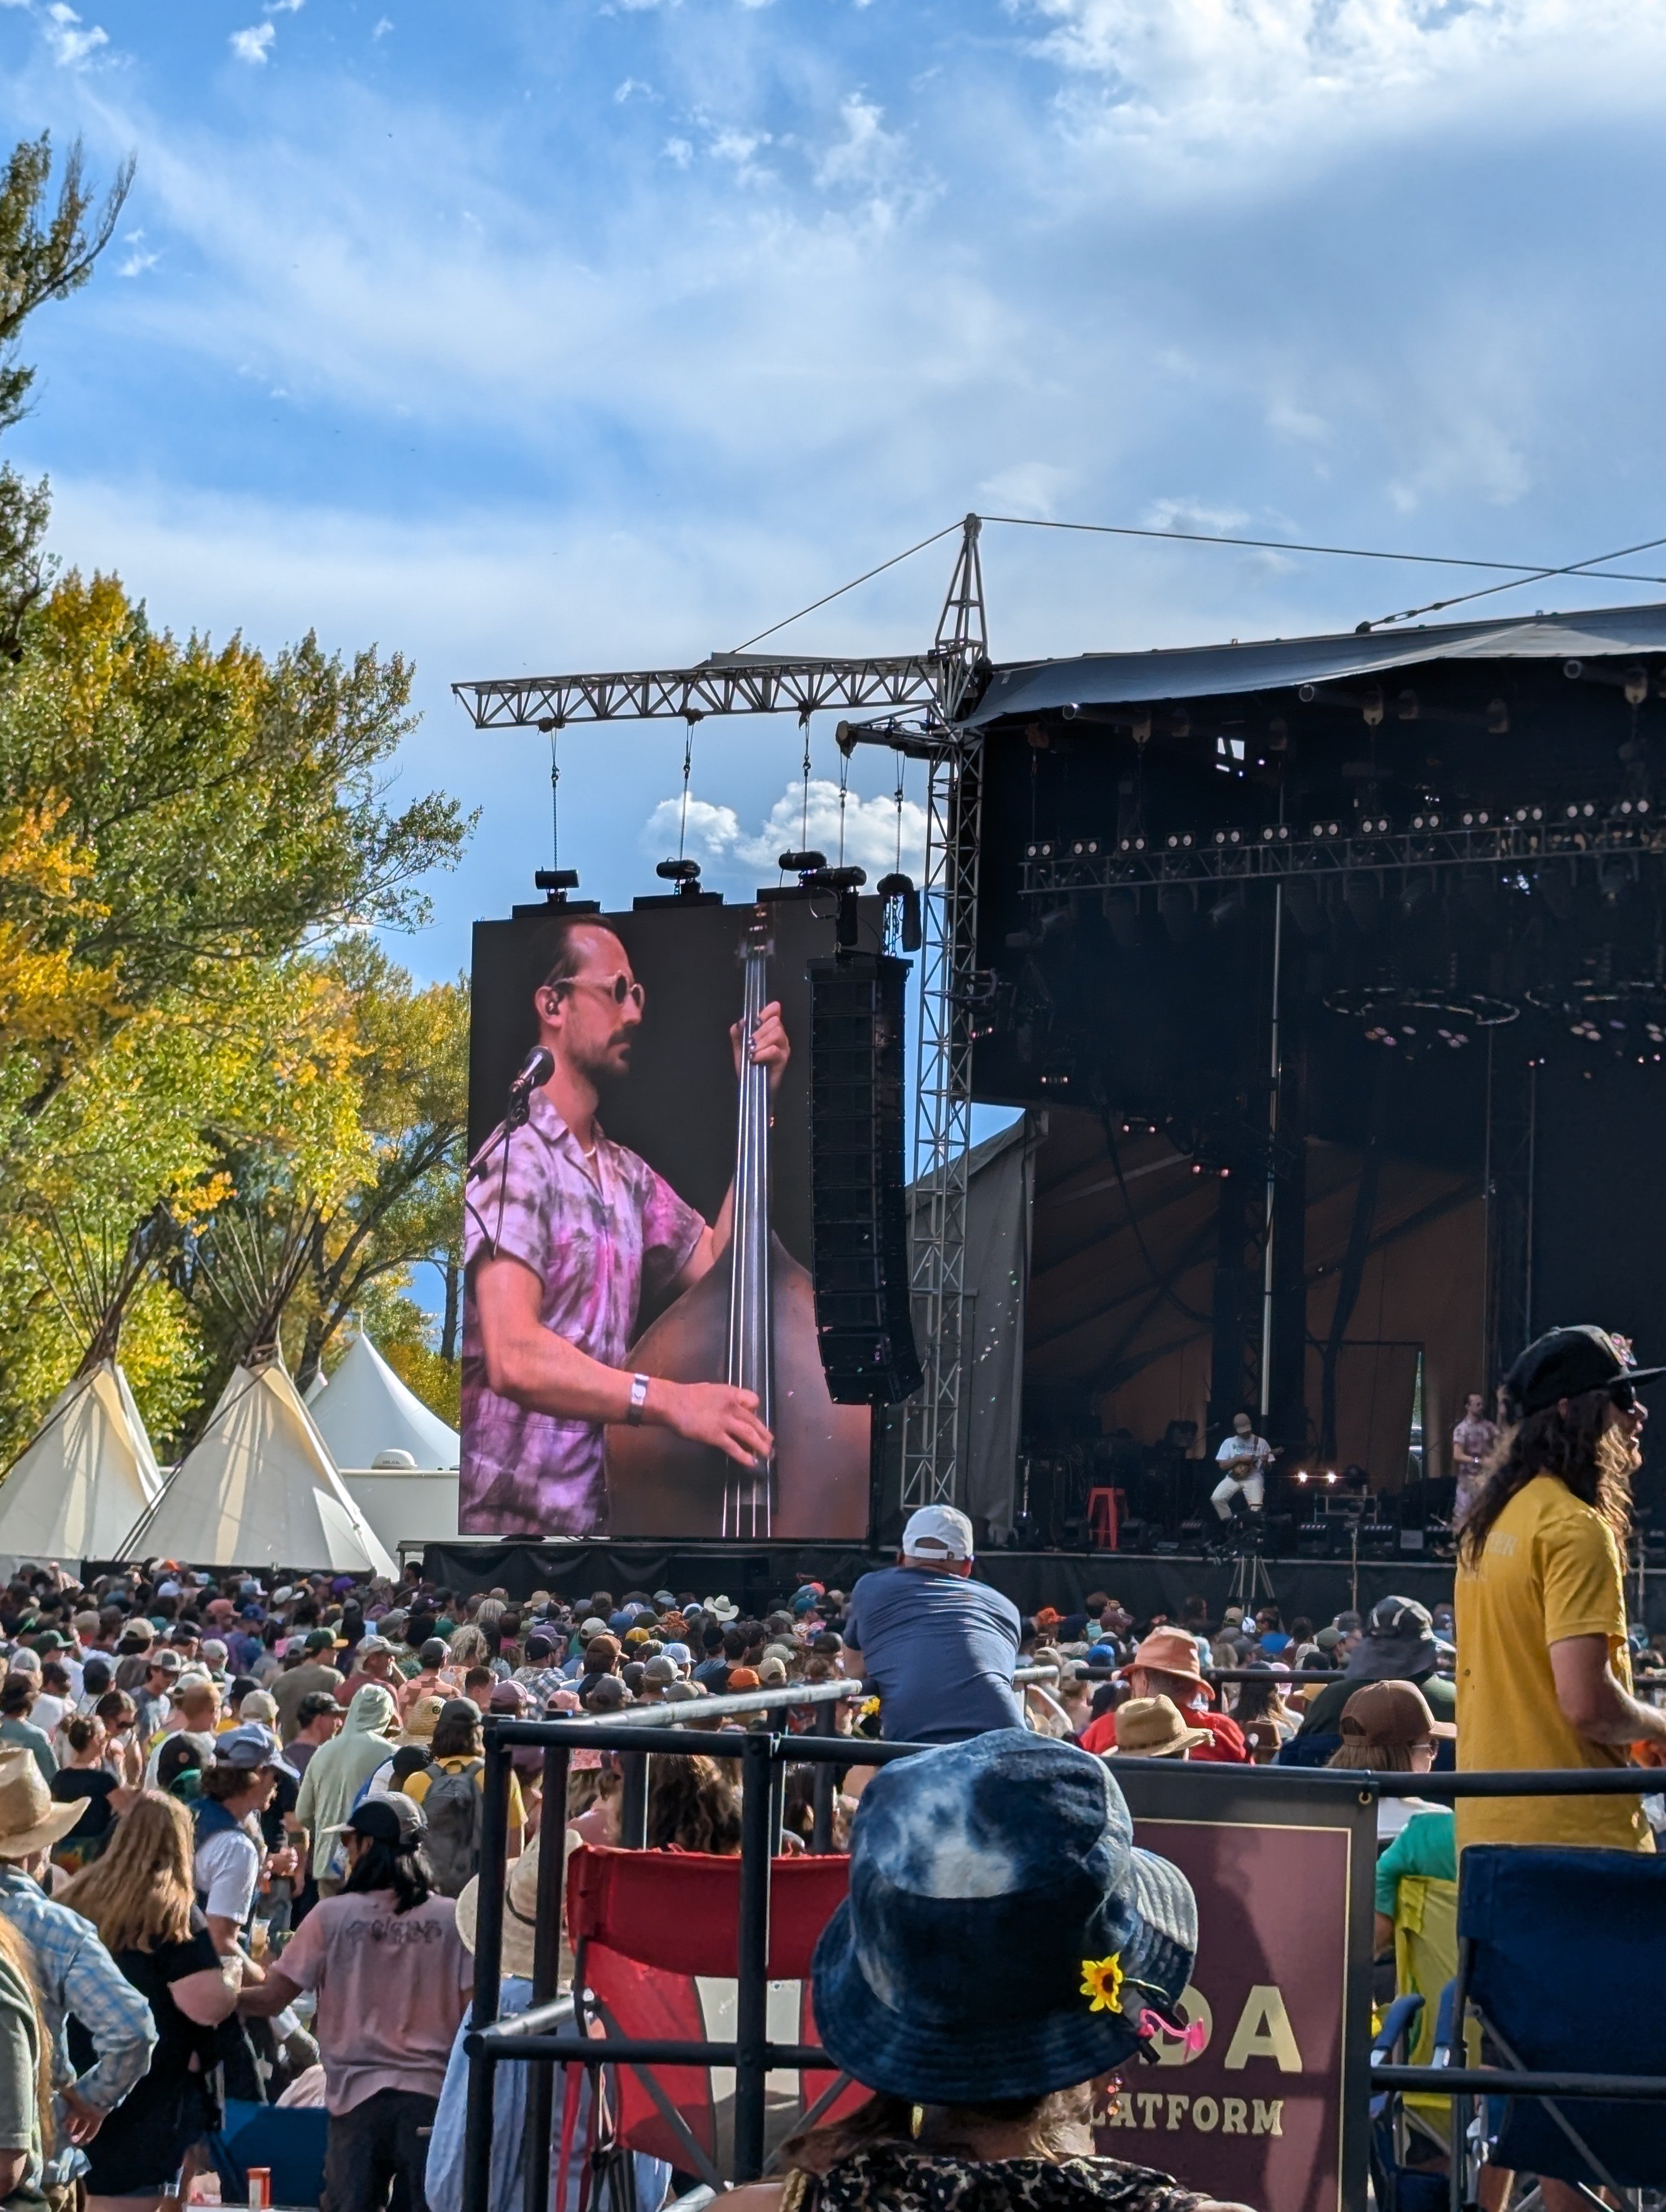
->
xmin=441 ymin=1251 xmax=461 ymax=1365
xmin=296 ymin=1310 xmax=328 ymax=1393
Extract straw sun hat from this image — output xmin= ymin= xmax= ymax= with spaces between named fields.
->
xmin=0 ymin=1747 xmax=85 ymax=1858
xmin=457 ymin=1837 xmax=542 ymax=1978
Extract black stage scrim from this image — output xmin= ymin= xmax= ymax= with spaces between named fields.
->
xmin=463 ymin=893 xmax=880 ymax=1542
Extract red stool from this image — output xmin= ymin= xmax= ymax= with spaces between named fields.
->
xmin=1086 ymin=1486 xmax=1125 ymax=1551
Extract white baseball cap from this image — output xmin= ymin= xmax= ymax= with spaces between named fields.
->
xmin=901 ymin=1505 xmax=975 ymax=1560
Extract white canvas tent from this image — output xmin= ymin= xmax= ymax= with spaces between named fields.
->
xmin=309 ymin=1330 xmax=459 ymax=1472
xmin=127 ymin=1359 xmax=396 ymax=1576
xmin=0 ymin=1359 xmax=164 ymax=1562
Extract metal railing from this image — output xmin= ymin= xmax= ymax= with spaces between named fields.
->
xmin=460 ymin=1691 xmax=1666 ymax=2212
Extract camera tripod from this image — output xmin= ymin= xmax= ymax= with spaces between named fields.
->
xmin=1226 ymin=1512 xmax=1277 ymax=1609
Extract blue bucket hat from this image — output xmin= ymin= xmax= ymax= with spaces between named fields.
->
xmin=812 ymin=1729 xmax=1196 ymax=2103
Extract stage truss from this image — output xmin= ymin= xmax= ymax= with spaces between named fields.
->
xmin=452 ymin=518 xmax=994 ymax=1515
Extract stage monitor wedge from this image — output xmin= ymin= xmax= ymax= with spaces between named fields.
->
xmin=807 ymin=952 xmax=922 ymax=1405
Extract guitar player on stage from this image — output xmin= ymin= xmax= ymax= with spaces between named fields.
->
xmin=1210 ymin=1409 xmax=1276 ymax=1522
xmin=462 ymin=917 xmax=789 ymax=1538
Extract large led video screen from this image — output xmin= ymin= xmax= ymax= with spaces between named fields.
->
xmin=461 ymin=892 xmax=876 ymax=1541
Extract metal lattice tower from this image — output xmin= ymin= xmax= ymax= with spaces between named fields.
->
xmin=901 ymin=518 xmax=989 ymax=1510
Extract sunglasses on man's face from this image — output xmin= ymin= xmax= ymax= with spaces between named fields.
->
xmin=556 ymin=972 xmax=646 ymax=1012
xmin=1611 ymin=1380 xmax=1641 ymax=1413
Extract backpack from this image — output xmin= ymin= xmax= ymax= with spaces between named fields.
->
xmin=421 ymin=1758 xmax=485 ymax=1895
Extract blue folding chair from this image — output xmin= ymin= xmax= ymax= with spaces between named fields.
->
xmin=1450 ymin=1845 xmax=1666 ymax=2194
xmin=1370 ymin=1993 xmax=1450 ymax=2212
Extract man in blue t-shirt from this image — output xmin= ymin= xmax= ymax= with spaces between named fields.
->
xmin=841 ymin=1507 xmax=1023 ymax=1746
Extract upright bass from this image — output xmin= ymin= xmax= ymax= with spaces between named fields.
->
xmin=605 ymin=910 xmax=869 ymax=1538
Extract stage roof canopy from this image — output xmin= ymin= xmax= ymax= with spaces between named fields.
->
xmin=967 ymin=601 xmax=1666 ymax=726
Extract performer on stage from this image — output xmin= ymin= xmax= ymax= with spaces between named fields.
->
xmin=461 ymin=918 xmax=789 ymax=1538
xmin=1450 ymin=1389 xmax=1498 ymax=1527
xmin=1210 ymin=1409 xmax=1273 ymax=1520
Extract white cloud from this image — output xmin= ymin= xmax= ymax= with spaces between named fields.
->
xmin=1141 ymin=497 xmax=1251 ymax=535
xmin=265 ymin=0 xmax=303 ymax=12
xmin=229 ymin=22 xmax=275 ymax=62
xmin=372 ymin=15 xmax=393 ymax=34
xmin=614 ymin=76 xmax=654 ymax=102
xmin=642 ymin=779 xmax=927 ymax=886
xmin=662 ymin=136 xmax=693 ymax=166
xmin=116 ymin=227 xmax=159 ymax=278
xmin=978 ymin=464 xmax=1073 ymax=520
xmin=1019 ymin=0 xmax=1666 ymax=171
xmin=43 ymin=2 xmax=107 ymax=66
xmin=814 ymin=93 xmax=901 ymax=190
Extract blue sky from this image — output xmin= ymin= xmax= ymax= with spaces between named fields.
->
xmin=5 ymin=0 xmax=1666 ymax=981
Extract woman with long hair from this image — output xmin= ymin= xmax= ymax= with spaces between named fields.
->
xmin=447 ymin=1623 xmax=491 ymax=1673
xmin=1229 ymin=1668 xmax=1300 ymax=1764
xmin=237 ymin=1797 xmax=471 ymax=2212
xmin=644 ymin=1753 xmax=742 ymax=1853
xmin=58 ymin=1793 xmax=243 ymax=2212
xmin=1454 ymin=1324 xmax=1666 ymax=1866
xmin=95 ymin=1690 xmax=144 ymax=1791
xmin=49 ymin=1716 xmax=140 ymax=1873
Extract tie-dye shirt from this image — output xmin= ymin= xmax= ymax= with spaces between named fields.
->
xmin=461 ymin=1091 xmax=703 ymax=1536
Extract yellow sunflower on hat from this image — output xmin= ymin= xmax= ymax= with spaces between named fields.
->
xmin=1080 ymin=1954 xmax=1125 ymax=2015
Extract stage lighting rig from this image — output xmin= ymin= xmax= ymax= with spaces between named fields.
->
xmin=1326 ymin=982 xmax=1517 ymax=1056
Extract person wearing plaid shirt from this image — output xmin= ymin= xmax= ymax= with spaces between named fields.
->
xmin=0 ymin=1750 xmax=157 ymax=2190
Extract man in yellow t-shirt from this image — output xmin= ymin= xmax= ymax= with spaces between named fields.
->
xmin=1456 ymin=1324 xmax=1666 ymax=1853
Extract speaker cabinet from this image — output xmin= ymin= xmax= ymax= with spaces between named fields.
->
xmin=806 ymin=953 xmax=922 ymax=1404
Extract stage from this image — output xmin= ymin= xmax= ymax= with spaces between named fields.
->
xmin=422 ymin=1538 xmax=1482 ymax=1625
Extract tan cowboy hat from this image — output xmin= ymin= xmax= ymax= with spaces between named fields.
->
xmin=0 ymin=1748 xmax=86 ymax=1857
xmin=456 ymin=1837 xmax=542 ymax=1978
xmin=1111 ymin=1695 xmax=1212 ymax=1759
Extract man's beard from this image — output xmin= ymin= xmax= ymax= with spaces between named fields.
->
xmin=575 ymin=1035 xmax=633 ymax=1088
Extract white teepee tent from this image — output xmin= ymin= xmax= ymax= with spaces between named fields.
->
xmin=126 ymin=1359 xmax=396 ymax=1575
xmin=309 ymin=1329 xmax=459 ymax=1471
xmin=303 ymin=1367 xmax=328 ymax=1405
xmin=0 ymin=1359 xmax=164 ymax=1562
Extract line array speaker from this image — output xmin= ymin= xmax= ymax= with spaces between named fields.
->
xmin=806 ymin=952 xmax=922 ymax=1404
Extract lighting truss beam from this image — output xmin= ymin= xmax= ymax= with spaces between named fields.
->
xmin=1021 ymin=812 xmax=1666 ymax=895
xmin=902 ymin=737 xmax=983 ymax=1511
xmin=902 ymin=517 xmax=990 ymax=1513
xmin=453 ymin=653 xmax=940 ymax=730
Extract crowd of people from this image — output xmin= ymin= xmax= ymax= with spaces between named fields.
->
xmin=0 ymin=1327 xmax=1658 ymax=2209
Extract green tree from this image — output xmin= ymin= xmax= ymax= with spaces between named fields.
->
xmin=0 ymin=136 xmax=132 ymax=654
xmin=0 ymin=571 xmax=471 ymax=1136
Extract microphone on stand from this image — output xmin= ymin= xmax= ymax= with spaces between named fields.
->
xmin=467 ymin=1047 xmax=555 ymax=1181
xmin=506 ymin=1046 xmax=554 ymax=1119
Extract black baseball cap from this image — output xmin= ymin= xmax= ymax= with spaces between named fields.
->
xmin=1504 ymin=1326 xmax=1666 ymax=1416
xmin=326 ymin=1794 xmax=426 ymax=1848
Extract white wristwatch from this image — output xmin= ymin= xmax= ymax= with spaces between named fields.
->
xmin=626 ymin=1372 xmax=650 ymax=1425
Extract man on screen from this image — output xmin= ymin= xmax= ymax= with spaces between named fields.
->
xmin=462 ymin=918 xmax=789 ymax=1536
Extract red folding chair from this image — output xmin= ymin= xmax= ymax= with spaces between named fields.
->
xmin=565 ymin=1844 xmax=864 ymax=2192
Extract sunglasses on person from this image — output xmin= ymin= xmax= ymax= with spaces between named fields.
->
xmin=554 ymin=972 xmax=646 ymax=1012
xmin=1610 ymin=1379 xmax=1640 ymax=1413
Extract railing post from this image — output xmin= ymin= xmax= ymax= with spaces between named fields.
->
xmin=524 ymin=1742 xmax=571 ymax=2212
xmin=619 ymin=1748 xmax=649 ymax=1848
xmin=810 ymin=1701 xmax=838 ymax=1854
xmin=734 ymin=1729 xmax=775 ymax=2183
xmin=463 ymin=1726 xmax=514 ymax=2212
